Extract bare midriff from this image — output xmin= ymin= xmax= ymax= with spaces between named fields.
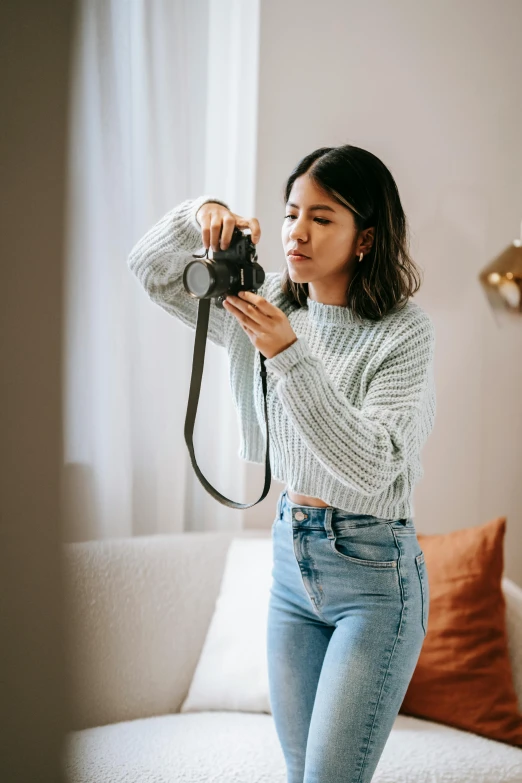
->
xmin=286 ymin=486 xmax=330 ymax=508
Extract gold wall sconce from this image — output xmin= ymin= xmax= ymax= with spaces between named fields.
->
xmin=478 ymin=220 xmax=522 ymax=326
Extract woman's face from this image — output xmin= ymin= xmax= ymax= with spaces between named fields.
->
xmin=281 ymin=174 xmax=372 ymax=304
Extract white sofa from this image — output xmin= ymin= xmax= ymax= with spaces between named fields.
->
xmin=62 ymin=530 xmax=522 ymax=783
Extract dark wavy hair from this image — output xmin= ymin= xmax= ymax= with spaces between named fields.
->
xmin=280 ymin=145 xmax=422 ymax=322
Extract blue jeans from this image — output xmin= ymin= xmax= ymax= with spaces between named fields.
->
xmin=267 ymin=489 xmax=429 ymax=783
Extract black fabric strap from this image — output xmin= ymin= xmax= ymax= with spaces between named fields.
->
xmin=183 ymin=297 xmax=272 ymax=508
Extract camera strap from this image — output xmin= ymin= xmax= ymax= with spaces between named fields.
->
xmin=183 ymin=297 xmax=272 ymax=508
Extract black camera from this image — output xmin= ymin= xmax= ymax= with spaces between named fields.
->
xmin=183 ymin=226 xmax=265 ymax=309
xmin=182 ymin=224 xmax=272 ymax=509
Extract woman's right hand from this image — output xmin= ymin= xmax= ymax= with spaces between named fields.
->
xmin=195 ymin=202 xmax=261 ymax=253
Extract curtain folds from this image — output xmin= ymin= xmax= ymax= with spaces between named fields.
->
xmin=62 ymin=0 xmax=261 ymax=540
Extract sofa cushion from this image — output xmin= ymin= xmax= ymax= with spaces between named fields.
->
xmin=180 ymin=537 xmax=273 ymax=714
xmin=63 ymin=712 xmax=522 ymax=783
xmin=400 ymin=516 xmax=522 ymax=746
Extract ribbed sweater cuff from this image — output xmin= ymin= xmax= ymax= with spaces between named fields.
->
xmin=264 ymin=337 xmax=310 ymax=377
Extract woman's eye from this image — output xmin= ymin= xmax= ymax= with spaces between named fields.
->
xmin=284 ymin=215 xmax=330 ymax=225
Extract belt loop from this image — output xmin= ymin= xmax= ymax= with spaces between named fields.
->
xmin=323 ymin=507 xmax=335 ymax=540
xmin=277 ymin=490 xmax=284 ymax=520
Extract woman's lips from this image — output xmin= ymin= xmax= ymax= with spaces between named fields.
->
xmin=288 ymin=253 xmax=310 ymax=261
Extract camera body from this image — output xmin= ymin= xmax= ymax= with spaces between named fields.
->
xmin=183 ymin=227 xmax=265 ymax=309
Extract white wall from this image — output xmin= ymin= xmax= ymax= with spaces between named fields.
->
xmin=243 ymin=0 xmax=522 ymax=584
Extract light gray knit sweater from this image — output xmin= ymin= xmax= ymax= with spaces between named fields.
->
xmin=128 ymin=194 xmax=436 ymax=520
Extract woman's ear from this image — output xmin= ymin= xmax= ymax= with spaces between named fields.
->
xmin=359 ymin=226 xmax=375 ymax=255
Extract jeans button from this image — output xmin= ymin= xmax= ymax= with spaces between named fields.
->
xmin=295 ymin=511 xmax=306 ymax=521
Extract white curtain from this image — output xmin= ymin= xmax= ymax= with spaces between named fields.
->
xmin=62 ymin=0 xmax=261 ymax=541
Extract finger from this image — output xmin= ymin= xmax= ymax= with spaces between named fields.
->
xmin=200 ymin=214 xmax=221 ymax=252
xmin=225 ymin=299 xmax=262 ymax=331
xmin=228 ymin=215 xmax=260 ymax=245
xmin=248 ymin=217 xmax=261 ymax=244
xmin=210 ymin=217 xmax=223 ymax=253
xmin=229 ymin=296 xmax=266 ymax=325
xmin=237 ymin=291 xmax=272 ymax=315
xmin=219 ymin=215 xmax=236 ymax=250
xmin=200 ymin=217 xmax=211 ymax=250
xmin=243 ymin=322 xmax=258 ymax=338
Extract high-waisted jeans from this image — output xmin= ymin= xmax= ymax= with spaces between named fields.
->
xmin=266 ymin=489 xmax=429 ymax=783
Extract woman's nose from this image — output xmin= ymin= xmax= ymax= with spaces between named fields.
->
xmin=288 ymin=218 xmax=307 ymax=240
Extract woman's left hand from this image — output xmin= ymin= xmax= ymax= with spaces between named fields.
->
xmin=223 ymin=290 xmax=298 ymax=360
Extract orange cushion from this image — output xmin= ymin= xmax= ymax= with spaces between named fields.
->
xmin=399 ymin=516 xmax=522 ymax=746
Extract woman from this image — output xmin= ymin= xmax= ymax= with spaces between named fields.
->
xmin=128 ymin=144 xmax=436 ymax=783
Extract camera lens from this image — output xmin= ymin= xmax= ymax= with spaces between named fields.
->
xmin=183 ymin=257 xmax=234 ymax=298
xmin=184 ymin=261 xmax=212 ymax=297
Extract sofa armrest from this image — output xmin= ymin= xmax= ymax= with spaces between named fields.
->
xmin=62 ymin=530 xmax=269 ymax=730
xmin=502 ymin=577 xmax=522 ymax=711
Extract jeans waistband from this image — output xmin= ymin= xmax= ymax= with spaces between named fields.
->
xmin=277 ymin=489 xmax=408 ymax=535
